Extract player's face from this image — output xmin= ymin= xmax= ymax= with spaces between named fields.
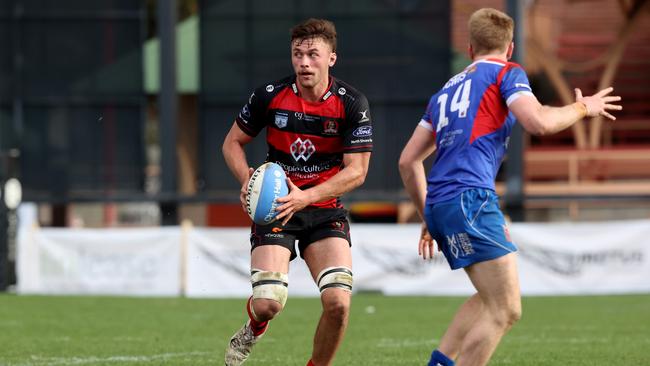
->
xmin=291 ymin=37 xmax=336 ymax=90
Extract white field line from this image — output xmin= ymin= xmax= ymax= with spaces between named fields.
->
xmin=6 ymin=351 xmax=211 ymax=366
xmin=376 ymin=337 xmax=439 ymax=348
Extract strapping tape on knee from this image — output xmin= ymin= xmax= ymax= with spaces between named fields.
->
xmin=251 ymin=269 xmax=289 ymax=307
xmin=316 ymin=266 xmax=353 ymax=293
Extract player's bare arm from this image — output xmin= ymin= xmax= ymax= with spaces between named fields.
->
xmin=398 ymin=125 xmax=438 ymax=259
xmin=399 ymin=125 xmax=437 ymax=218
xmin=222 ymin=122 xmax=255 ymax=211
xmin=275 ymin=152 xmax=370 ymax=225
xmin=510 ymin=87 xmax=622 ymax=136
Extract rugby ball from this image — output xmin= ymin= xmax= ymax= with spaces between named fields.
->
xmin=246 ymin=162 xmax=289 ymax=225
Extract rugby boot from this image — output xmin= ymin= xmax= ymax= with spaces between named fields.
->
xmin=224 ymin=320 xmax=263 ymax=366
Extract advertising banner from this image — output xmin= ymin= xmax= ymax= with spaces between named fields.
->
xmin=17 ymin=220 xmax=650 ymax=296
xmin=17 ymin=227 xmax=181 ymax=296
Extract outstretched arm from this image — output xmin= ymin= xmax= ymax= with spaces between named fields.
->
xmin=275 ymin=152 xmax=371 ymax=225
xmin=510 ymin=87 xmax=622 ymax=136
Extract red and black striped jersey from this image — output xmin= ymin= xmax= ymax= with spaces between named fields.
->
xmin=236 ymin=75 xmax=373 ymax=208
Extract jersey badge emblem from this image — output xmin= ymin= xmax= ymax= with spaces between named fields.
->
xmin=275 ymin=113 xmax=288 ymax=128
xmin=323 ymin=120 xmax=339 ymax=135
xmin=290 ymin=138 xmax=316 ymax=161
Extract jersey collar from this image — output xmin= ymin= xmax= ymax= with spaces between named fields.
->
xmin=291 ymin=76 xmax=335 ymax=102
xmin=467 ymin=58 xmax=508 ymax=69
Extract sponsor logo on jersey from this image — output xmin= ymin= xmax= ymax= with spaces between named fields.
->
xmin=358 ymin=110 xmax=370 ymax=123
xmin=352 ymin=125 xmax=372 ymax=137
xmin=350 ymin=138 xmax=372 ymax=144
xmin=266 ymin=84 xmax=274 ymax=92
xmin=439 ymin=129 xmax=463 ymax=148
xmin=290 ymin=138 xmax=316 ymax=161
xmin=275 ymin=113 xmax=288 ymax=128
xmin=294 ymin=112 xmax=304 ymax=120
xmin=515 ymin=83 xmax=532 ymax=91
xmin=323 ymin=120 xmax=339 ymax=135
xmin=322 ymin=90 xmax=332 ymax=101
xmin=276 ymin=160 xmax=333 ymax=174
xmin=291 ymin=83 xmax=298 ymax=94
xmin=337 ymin=87 xmax=346 ymax=95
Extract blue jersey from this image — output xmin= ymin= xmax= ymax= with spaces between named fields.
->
xmin=420 ymin=58 xmax=534 ymax=204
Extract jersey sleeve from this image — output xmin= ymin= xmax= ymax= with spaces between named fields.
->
xmin=235 ymin=87 xmax=270 ymax=137
xmin=342 ymin=94 xmax=373 ymax=153
xmin=418 ymin=96 xmax=436 ymax=132
xmin=499 ymin=66 xmax=535 ymax=107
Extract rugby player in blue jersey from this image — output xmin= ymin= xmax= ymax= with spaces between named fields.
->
xmin=398 ymin=8 xmax=622 ymax=366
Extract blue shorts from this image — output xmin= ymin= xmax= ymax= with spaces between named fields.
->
xmin=424 ymin=188 xmax=517 ymax=270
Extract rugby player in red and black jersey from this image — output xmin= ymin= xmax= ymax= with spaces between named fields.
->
xmin=222 ymin=18 xmax=372 ymax=366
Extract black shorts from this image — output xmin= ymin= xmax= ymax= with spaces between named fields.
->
xmin=250 ymin=208 xmax=351 ymax=261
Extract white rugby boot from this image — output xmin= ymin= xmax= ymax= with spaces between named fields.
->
xmin=224 ymin=320 xmax=263 ymax=366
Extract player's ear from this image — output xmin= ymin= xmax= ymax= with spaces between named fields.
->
xmin=468 ymin=44 xmax=474 ymax=59
xmin=506 ymin=42 xmax=514 ymax=60
xmin=329 ymin=52 xmax=337 ymax=67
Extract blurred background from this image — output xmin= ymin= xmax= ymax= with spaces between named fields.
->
xmin=0 ymin=0 xmax=649 ymax=293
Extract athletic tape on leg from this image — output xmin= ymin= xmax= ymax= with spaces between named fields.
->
xmin=251 ymin=269 xmax=289 ymax=306
xmin=316 ymin=266 xmax=353 ymax=293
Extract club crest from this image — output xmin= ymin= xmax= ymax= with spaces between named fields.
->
xmin=275 ymin=113 xmax=288 ymax=128
xmin=323 ymin=120 xmax=339 ymax=135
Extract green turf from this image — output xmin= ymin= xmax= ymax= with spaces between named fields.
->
xmin=0 ymin=294 xmax=648 ymax=365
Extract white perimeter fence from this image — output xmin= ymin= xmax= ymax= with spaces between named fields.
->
xmin=15 ymin=204 xmax=650 ymax=297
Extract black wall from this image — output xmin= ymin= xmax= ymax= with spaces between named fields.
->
xmin=0 ymin=0 xmax=146 ymax=201
xmin=199 ymin=0 xmax=451 ymax=198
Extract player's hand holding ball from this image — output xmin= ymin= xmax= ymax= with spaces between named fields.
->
xmin=275 ymin=178 xmax=314 ymax=226
xmin=240 ymin=167 xmax=254 ymax=213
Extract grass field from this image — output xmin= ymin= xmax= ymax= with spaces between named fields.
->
xmin=1 ymin=294 xmax=649 ymax=365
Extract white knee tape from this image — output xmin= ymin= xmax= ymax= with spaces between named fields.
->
xmin=316 ymin=266 xmax=353 ymax=293
xmin=251 ymin=269 xmax=289 ymax=307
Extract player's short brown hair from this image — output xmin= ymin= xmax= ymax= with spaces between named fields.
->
xmin=468 ymin=8 xmax=514 ymax=56
xmin=291 ymin=18 xmax=337 ymax=52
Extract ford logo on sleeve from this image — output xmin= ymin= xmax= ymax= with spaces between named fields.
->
xmin=352 ymin=125 xmax=372 ymax=137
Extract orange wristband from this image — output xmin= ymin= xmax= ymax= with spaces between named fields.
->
xmin=574 ymin=101 xmax=588 ymax=118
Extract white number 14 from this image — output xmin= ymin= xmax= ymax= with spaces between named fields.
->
xmin=436 ymin=79 xmax=472 ymax=133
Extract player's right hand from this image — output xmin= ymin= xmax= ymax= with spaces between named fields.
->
xmin=240 ymin=167 xmax=254 ymax=213
xmin=418 ymin=223 xmax=439 ymax=260
xmin=575 ymin=87 xmax=622 ymax=121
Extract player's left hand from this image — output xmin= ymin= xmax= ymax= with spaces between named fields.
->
xmin=576 ymin=87 xmax=622 ymax=120
xmin=418 ymin=223 xmax=439 ymax=260
xmin=275 ymin=178 xmax=312 ymax=226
